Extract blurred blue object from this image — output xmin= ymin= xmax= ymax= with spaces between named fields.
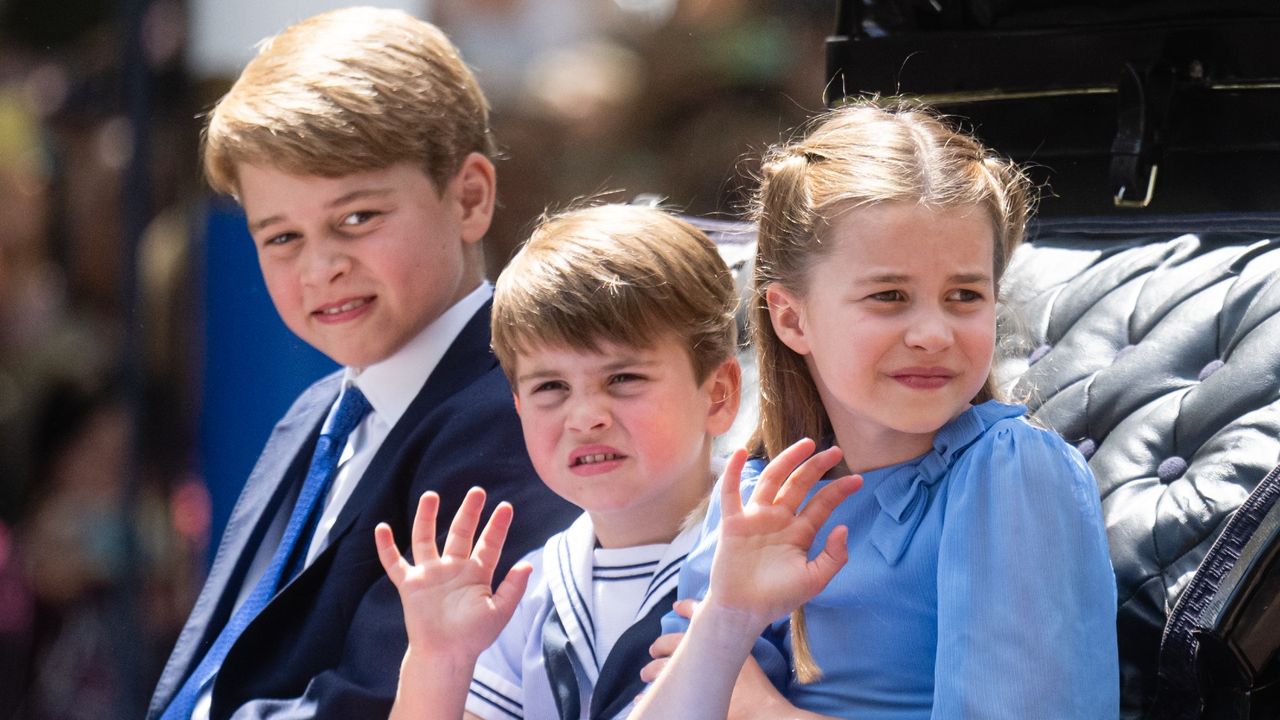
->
xmin=198 ymin=197 xmax=337 ymax=566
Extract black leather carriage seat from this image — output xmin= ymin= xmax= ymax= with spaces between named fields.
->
xmin=694 ymin=214 xmax=1280 ymax=720
xmin=997 ymin=217 xmax=1280 ymax=719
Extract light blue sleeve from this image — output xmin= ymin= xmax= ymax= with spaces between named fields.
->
xmin=662 ymin=479 xmax=722 ymax=636
xmin=933 ymin=420 xmax=1119 ymax=719
xmin=661 ymin=461 xmax=791 ymax=688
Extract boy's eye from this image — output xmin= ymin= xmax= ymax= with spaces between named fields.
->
xmin=263 ymin=232 xmax=299 ymax=247
xmin=531 ymin=380 xmax=567 ymax=393
xmin=608 ymin=373 xmax=645 ymax=385
xmin=340 ymin=210 xmax=381 ymax=227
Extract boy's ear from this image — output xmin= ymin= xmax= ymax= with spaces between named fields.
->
xmin=511 ymin=392 xmax=522 ymax=415
xmin=705 ymin=357 xmax=742 ymax=436
xmin=453 ymin=152 xmax=496 ymax=244
xmin=766 ymin=283 xmax=811 ymax=356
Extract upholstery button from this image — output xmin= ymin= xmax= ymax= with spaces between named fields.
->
xmin=1157 ymin=456 xmax=1188 ymax=484
xmin=1198 ymin=359 xmax=1225 ymax=381
xmin=1028 ymin=343 xmax=1051 ymax=365
xmin=1076 ymin=438 xmax=1097 ymax=460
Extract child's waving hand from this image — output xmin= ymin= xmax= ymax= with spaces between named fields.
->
xmin=375 ymin=487 xmax=531 ymax=662
xmin=630 ymin=442 xmax=859 ymax=720
xmin=707 ymin=440 xmax=861 ymax=630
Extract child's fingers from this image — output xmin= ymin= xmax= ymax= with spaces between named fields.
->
xmin=719 ymin=448 xmax=750 ymax=520
xmin=441 ymin=487 xmax=486 ymax=559
xmin=751 ymin=438 xmax=817 ymax=506
xmin=639 ymin=656 xmax=669 ymax=683
xmin=671 ymin=597 xmax=698 ymax=619
xmin=641 ymin=629 xmax=685 ymax=681
xmin=648 ymin=631 xmax=684 ymax=660
xmin=808 ymin=524 xmax=850 ymax=591
xmin=773 ymin=446 xmax=844 ymax=513
xmin=491 ymin=560 xmax=533 ymax=618
xmin=410 ymin=491 xmax=442 ymax=564
xmin=374 ymin=522 xmax=407 ymax=586
xmin=472 ymin=501 xmax=514 ymax=572
xmin=797 ymin=474 xmax=862 ymax=529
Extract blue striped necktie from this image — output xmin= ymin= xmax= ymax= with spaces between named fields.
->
xmin=160 ymin=385 xmax=372 ymax=720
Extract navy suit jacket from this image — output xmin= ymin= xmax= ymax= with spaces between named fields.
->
xmin=148 ymin=302 xmax=577 ymax=719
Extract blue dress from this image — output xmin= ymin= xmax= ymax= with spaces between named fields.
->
xmin=667 ymin=401 xmax=1118 ymax=719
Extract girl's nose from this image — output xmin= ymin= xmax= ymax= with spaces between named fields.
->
xmin=904 ymin=306 xmax=954 ymax=353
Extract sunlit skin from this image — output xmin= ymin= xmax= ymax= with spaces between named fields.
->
xmin=376 ymin=488 xmax=527 ymax=720
xmin=513 ymin=335 xmax=741 ymax=548
xmin=237 ymin=156 xmax=495 ymax=369
xmin=767 ymin=201 xmax=998 ymax=474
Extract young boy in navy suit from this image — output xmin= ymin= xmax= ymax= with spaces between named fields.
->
xmin=373 ymin=204 xmax=746 ymax=719
xmin=148 ymin=9 xmax=575 ymax=720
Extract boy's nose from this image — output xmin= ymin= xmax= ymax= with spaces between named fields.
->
xmin=301 ymin=238 xmax=352 ymax=285
xmin=904 ymin=307 xmax=954 ymax=353
xmin=566 ymin=396 xmax=612 ymax=433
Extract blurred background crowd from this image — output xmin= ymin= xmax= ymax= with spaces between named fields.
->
xmin=0 ymin=0 xmax=832 ymax=717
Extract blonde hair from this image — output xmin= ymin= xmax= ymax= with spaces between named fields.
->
xmin=491 ymin=204 xmax=737 ymax=386
xmin=202 ymin=7 xmax=493 ymax=197
xmin=750 ymin=99 xmax=1032 ymax=683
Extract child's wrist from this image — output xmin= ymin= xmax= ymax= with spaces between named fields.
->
xmin=401 ymin=644 xmax=478 ymax=682
xmin=395 ymin=646 xmax=476 ymax=718
xmin=700 ymin=591 xmax=774 ymax=636
xmin=688 ymin=597 xmax=768 ymax=655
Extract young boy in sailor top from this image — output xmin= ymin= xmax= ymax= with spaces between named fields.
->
xmin=374 ymin=204 xmax=744 ymax=720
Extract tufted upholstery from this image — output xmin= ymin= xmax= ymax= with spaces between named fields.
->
xmin=996 ymin=222 xmax=1280 ymax=718
xmin=694 ymin=214 xmax=1280 ymax=718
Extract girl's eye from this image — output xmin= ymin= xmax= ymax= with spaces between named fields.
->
xmin=340 ymin=210 xmax=380 ymax=227
xmin=950 ymin=288 xmax=985 ymax=302
xmin=870 ymin=290 xmax=905 ymax=302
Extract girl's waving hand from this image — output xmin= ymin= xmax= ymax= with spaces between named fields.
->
xmin=707 ymin=441 xmax=861 ymax=629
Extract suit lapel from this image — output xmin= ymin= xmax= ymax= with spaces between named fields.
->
xmin=309 ymin=302 xmax=499 ymax=562
xmin=152 ymin=301 xmax=498 ymax=717
xmin=148 ymin=374 xmax=339 ymax=717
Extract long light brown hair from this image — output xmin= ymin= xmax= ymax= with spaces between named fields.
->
xmin=749 ymin=99 xmax=1033 ymax=683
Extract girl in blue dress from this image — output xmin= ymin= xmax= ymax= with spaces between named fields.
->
xmin=632 ymin=100 xmax=1118 ymax=720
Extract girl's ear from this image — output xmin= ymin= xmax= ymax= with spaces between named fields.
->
xmin=454 ymin=152 xmax=497 ymax=245
xmin=766 ymin=283 xmax=811 ymax=356
xmin=704 ymin=357 xmax=742 ymax=436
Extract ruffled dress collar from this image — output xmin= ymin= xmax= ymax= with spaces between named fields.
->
xmin=864 ymin=401 xmax=1027 ymax=565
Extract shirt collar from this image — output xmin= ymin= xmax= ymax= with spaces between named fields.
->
xmin=340 ymin=282 xmax=493 ymax=428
